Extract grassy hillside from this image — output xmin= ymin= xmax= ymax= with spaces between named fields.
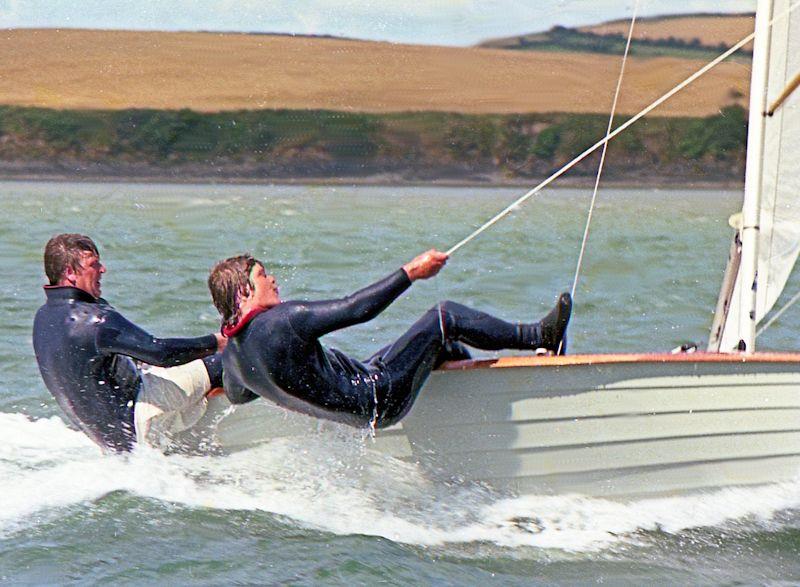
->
xmin=479 ymin=25 xmax=751 ymax=61
xmin=0 ymin=24 xmax=753 ymax=184
xmin=0 ymin=29 xmax=749 ymax=117
xmin=480 ymin=14 xmax=755 ymax=59
xmin=580 ymin=13 xmax=755 ymax=50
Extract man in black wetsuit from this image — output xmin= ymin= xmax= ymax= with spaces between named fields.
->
xmin=208 ymin=249 xmax=571 ymax=428
xmin=32 ymin=234 xmax=226 ymax=452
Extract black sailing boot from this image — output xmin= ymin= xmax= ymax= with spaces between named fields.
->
xmin=520 ymin=292 xmax=572 ymax=355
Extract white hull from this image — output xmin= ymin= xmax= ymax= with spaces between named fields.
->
xmin=180 ymin=353 xmax=800 ymax=500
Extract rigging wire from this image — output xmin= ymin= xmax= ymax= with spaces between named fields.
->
xmin=444 ymin=0 xmax=800 ymax=257
xmin=756 ymin=288 xmax=800 ymax=338
xmin=570 ymin=0 xmax=640 ymax=301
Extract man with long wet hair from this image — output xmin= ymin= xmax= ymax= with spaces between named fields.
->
xmin=33 ymin=233 xmax=226 ymax=452
xmin=208 ymin=249 xmax=571 ymax=428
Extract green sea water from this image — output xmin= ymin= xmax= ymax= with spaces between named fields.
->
xmin=1 ymin=181 xmax=799 ymax=585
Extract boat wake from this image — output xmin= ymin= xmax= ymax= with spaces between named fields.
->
xmin=2 ymin=411 xmax=799 ymax=553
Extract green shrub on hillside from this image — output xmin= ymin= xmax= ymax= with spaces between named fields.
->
xmin=533 ymin=126 xmax=561 ymax=159
xmin=0 ymin=107 xmax=109 ymax=152
xmin=610 ymin=115 xmax=645 ymax=154
xmin=558 ymin=116 xmax=608 ymax=156
xmin=446 ymin=119 xmax=500 ymax=161
xmin=500 ymin=125 xmax=536 ymax=165
xmin=116 ymin=109 xmax=199 ymax=157
xmin=313 ymin=112 xmax=381 ymax=158
xmin=679 ymin=105 xmax=747 ymax=160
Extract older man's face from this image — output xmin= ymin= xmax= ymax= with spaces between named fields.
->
xmin=73 ymin=251 xmax=106 ymax=298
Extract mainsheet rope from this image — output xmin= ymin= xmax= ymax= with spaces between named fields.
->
xmin=569 ymin=0 xmax=640 ymax=302
xmin=444 ymin=0 xmax=800 ymax=257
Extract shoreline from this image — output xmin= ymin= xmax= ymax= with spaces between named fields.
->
xmin=0 ymin=171 xmax=744 ymax=191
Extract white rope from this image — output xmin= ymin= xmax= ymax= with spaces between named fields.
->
xmin=570 ymin=0 xmax=639 ymax=301
xmin=444 ymin=0 xmax=800 ymax=257
xmin=756 ymin=288 xmax=800 ymax=338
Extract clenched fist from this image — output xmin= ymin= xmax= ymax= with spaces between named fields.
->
xmin=402 ymin=249 xmax=449 ymax=282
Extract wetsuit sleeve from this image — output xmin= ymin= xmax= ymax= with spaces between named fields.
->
xmin=223 ymin=371 xmax=259 ymax=404
xmin=96 ymin=311 xmax=217 ymax=367
xmin=289 ymin=269 xmax=412 ymax=338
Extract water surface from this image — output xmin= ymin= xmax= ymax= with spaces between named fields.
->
xmin=2 ymin=181 xmax=799 ymax=584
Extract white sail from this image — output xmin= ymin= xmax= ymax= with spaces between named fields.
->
xmin=716 ymin=0 xmax=800 ymax=352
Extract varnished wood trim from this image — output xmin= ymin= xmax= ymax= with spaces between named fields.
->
xmin=438 ymin=352 xmax=800 ymax=371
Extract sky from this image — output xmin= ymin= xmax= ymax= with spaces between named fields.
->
xmin=0 ymin=0 xmax=757 ymax=46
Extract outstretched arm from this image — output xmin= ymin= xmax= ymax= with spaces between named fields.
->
xmin=290 ymin=249 xmax=448 ymax=338
xmin=96 ymin=310 xmax=221 ymax=367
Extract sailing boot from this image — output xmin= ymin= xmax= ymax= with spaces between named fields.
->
xmin=520 ymin=292 xmax=572 ymax=355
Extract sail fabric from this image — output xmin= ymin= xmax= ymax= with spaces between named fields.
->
xmin=719 ymin=0 xmax=800 ymax=351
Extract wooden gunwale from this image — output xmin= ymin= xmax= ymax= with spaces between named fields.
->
xmin=439 ymin=352 xmax=800 ymax=370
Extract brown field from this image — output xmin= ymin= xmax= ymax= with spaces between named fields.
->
xmin=580 ymin=13 xmax=755 ymax=50
xmin=0 ymin=28 xmax=751 ymax=116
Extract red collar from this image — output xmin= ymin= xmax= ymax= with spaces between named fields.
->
xmin=222 ymin=307 xmax=267 ymax=337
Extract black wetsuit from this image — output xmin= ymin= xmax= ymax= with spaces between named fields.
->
xmin=223 ymin=269 xmax=545 ymax=428
xmin=32 ymin=286 xmax=221 ymax=452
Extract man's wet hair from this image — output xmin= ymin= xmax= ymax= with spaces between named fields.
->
xmin=44 ymin=233 xmax=99 ymax=285
xmin=208 ymin=254 xmax=262 ymax=329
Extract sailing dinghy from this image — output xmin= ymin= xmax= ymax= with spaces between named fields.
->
xmin=178 ymin=0 xmax=800 ymax=499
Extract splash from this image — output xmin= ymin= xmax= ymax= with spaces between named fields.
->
xmin=2 ymin=411 xmax=799 ymax=553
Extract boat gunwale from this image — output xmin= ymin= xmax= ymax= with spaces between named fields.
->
xmin=439 ymin=351 xmax=800 ymax=370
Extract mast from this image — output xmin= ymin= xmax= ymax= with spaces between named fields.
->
xmin=725 ymin=0 xmax=774 ymax=352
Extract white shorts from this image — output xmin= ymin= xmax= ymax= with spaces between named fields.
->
xmin=134 ymin=359 xmax=211 ymax=449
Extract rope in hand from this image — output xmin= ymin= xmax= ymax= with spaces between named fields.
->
xmin=444 ymin=0 xmax=800 ymax=258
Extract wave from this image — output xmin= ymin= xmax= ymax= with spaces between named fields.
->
xmin=1 ymin=411 xmax=799 ymax=553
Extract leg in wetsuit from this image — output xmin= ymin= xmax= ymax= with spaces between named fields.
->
xmin=370 ymin=296 xmax=571 ymax=426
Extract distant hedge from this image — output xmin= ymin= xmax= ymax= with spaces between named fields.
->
xmin=0 ymin=107 xmax=382 ymax=160
xmin=485 ymin=26 xmax=753 ymax=60
xmin=0 ymin=105 xmax=747 ymax=181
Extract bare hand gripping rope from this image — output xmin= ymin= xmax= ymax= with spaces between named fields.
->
xmin=445 ymin=0 xmax=800 ymax=258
